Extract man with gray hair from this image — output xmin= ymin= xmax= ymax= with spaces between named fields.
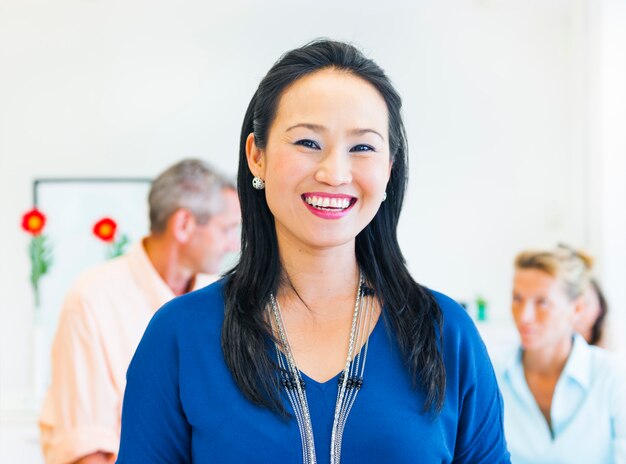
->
xmin=39 ymin=159 xmax=240 ymax=464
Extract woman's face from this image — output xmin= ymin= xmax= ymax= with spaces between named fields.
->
xmin=246 ymin=68 xmax=392 ymax=252
xmin=511 ymin=269 xmax=581 ymax=351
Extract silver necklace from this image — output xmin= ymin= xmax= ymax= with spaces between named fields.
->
xmin=269 ymin=272 xmax=374 ymax=464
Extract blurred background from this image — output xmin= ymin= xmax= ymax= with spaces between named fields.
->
xmin=1 ymin=0 xmax=625 ymax=461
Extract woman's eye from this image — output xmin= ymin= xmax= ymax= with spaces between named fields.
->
xmin=350 ymin=144 xmax=375 ymax=153
xmin=295 ymin=139 xmax=320 ymax=149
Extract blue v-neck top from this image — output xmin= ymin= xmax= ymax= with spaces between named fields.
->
xmin=117 ymin=279 xmax=510 ymax=463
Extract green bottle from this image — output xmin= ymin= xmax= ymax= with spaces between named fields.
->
xmin=476 ymin=296 xmax=487 ymax=322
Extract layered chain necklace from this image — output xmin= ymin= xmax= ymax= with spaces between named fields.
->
xmin=269 ymin=271 xmax=375 ymax=464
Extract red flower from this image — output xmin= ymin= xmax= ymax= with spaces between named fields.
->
xmin=22 ymin=208 xmax=46 ymax=235
xmin=93 ymin=217 xmax=117 ymax=242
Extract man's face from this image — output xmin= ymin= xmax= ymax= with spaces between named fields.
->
xmin=185 ymin=188 xmax=241 ymax=275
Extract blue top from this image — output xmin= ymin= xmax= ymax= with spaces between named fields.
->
xmin=496 ymin=335 xmax=626 ymax=464
xmin=117 ymin=280 xmax=510 ymax=463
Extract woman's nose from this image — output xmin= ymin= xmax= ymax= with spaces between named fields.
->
xmin=314 ymin=148 xmax=352 ymax=186
xmin=518 ymin=302 xmax=536 ymax=323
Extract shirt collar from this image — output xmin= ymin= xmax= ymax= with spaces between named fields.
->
xmin=128 ymin=239 xmax=176 ymax=312
xmin=502 ymin=334 xmax=592 ymax=391
xmin=561 ymin=334 xmax=592 ymax=390
xmin=127 ymin=238 xmax=217 ymax=313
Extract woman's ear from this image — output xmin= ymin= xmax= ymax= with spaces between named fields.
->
xmin=245 ymin=133 xmax=266 ymax=179
xmin=572 ymin=295 xmax=586 ymax=325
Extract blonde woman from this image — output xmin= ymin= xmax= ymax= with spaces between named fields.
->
xmin=497 ymin=247 xmax=626 ymax=463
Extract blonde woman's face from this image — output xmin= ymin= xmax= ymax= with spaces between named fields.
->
xmin=511 ymin=269 xmax=580 ymax=351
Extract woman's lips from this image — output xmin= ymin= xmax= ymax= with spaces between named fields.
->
xmin=301 ymin=193 xmax=357 ymax=219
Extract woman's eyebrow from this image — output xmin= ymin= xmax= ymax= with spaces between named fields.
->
xmin=286 ymin=123 xmax=384 ymax=141
xmin=347 ymin=128 xmax=385 ymax=141
xmin=286 ymin=123 xmax=326 ymax=133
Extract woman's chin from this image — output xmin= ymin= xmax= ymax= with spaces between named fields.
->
xmin=520 ymin=337 xmax=541 ymax=351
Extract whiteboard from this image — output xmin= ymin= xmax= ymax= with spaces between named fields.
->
xmin=33 ymin=179 xmax=151 ymax=399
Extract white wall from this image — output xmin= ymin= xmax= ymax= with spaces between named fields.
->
xmin=1 ymin=0 xmax=621 ymax=420
xmin=586 ymin=0 xmax=626 ymax=361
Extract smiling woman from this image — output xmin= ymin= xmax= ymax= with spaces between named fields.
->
xmin=117 ymin=40 xmax=511 ymax=464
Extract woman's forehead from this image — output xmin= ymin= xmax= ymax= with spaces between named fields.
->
xmin=272 ymin=69 xmax=389 ymax=133
xmin=514 ymin=269 xmax=558 ymax=292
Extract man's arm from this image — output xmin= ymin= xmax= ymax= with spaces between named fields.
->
xmin=40 ymin=289 xmax=120 ymax=464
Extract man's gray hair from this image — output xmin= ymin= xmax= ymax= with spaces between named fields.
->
xmin=148 ymin=159 xmax=235 ymax=234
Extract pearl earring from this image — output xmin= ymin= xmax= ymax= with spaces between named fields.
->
xmin=382 ymin=192 xmax=387 ymax=201
xmin=252 ymin=176 xmax=265 ymax=190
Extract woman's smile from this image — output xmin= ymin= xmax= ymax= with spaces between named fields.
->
xmin=301 ymin=192 xmax=357 ymax=219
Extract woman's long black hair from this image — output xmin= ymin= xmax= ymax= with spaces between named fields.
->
xmin=223 ymin=40 xmax=445 ymax=416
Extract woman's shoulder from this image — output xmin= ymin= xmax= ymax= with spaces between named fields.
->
xmin=129 ymin=278 xmax=227 ymax=372
xmin=586 ymin=340 xmax=623 ymax=363
xmin=425 ymin=289 xmax=510 ymax=462
xmin=147 ymin=278 xmax=227 ymax=337
xmin=426 ymin=288 xmax=496 ymax=375
xmin=583 ymin=340 xmax=626 ymax=386
xmin=428 ymin=289 xmax=480 ymax=337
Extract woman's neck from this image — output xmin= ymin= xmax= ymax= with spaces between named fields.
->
xmin=522 ymin=335 xmax=573 ymax=377
xmin=276 ymin=233 xmax=360 ymax=319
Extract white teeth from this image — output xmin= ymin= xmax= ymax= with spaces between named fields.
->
xmin=304 ymin=195 xmax=352 ymax=210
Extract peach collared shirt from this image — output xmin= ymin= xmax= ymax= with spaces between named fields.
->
xmin=39 ymin=240 xmax=214 ymax=464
